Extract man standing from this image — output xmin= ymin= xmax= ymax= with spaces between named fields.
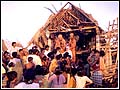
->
xmin=69 ymin=33 xmax=76 ymax=63
xmin=8 ymin=42 xmax=22 ymax=56
xmin=90 ymin=65 xmax=103 ymax=87
xmin=55 ymin=34 xmax=66 ymax=54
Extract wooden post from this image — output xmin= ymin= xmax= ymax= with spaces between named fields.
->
xmin=96 ymin=26 xmax=100 ymax=51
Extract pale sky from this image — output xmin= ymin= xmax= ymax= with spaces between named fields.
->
xmin=1 ymin=1 xmax=119 ymax=47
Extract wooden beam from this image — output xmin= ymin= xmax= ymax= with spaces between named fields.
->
xmin=67 ymin=11 xmax=79 ymax=20
xmin=49 ymin=29 xmax=57 ymax=31
xmin=81 ymin=26 xmax=96 ymax=30
xmin=81 ymin=22 xmax=95 ymax=24
xmin=62 ymin=19 xmax=70 ymax=28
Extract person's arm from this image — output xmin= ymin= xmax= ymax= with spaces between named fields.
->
xmin=73 ymin=39 xmax=76 ymax=48
xmin=90 ymin=57 xmax=99 ymax=67
xmin=85 ymin=76 xmax=93 ymax=87
xmin=87 ymin=56 xmax=91 ymax=63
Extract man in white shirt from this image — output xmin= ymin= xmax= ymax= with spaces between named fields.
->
xmin=27 ymin=49 xmax=42 ymax=66
xmin=44 ymin=45 xmax=50 ymax=58
xmin=8 ymin=42 xmax=22 ymax=56
xmin=75 ymin=70 xmax=93 ymax=88
xmin=64 ymin=46 xmax=72 ymax=59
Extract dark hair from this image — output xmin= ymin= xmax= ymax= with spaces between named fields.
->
xmin=12 ymin=52 xmax=18 ymax=58
xmin=8 ymin=62 xmax=15 ymax=67
xmin=12 ymin=42 xmax=16 ymax=46
xmin=47 ymin=51 xmax=55 ymax=60
xmin=42 ymin=56 xmax=47 ymax=61
xmin=7 ymin=71 xmax=17 ymax=81
xmin=19 ymin=49 xmax=23 ymax=52
xmin=77 ymin=70 xmax=85 ymax=77
xmin=28 ymin=49 xmax=33 ymax=54
xmin=63 ymin=52 xmax=69 ymax=58
xmin=4 ymin=51 xmax=9 ymax=56
xmin=100 ymin=50 xmax=105 ymax=57
xmin=54 ymin=67 xmax=62 ymax=75
xmin=34 ymin=65 xmax=43 ymax=75
xmin=67 ymin=55 xmax=71 ymax=58
xmin=47 ymin=52 xmax=52 ymax=57
xmin=45 ymin=45 xmax=49 ymax=49
xmin=63 ymin=67 xmax=71 ymax=73
xmin=23 ymin=69 xmax=35 ymax=84
xmin=70 ymin=68 xmax=77 ymax=76
xmin=56 ymin=54 xmax=62 ymax=60
xmin=28 ymin=57 xmax=33 ymax=62
xmin=95 ymin=50 xmax=100 ymax=54
xmin=32 ymin=46 xmax=37 ymax=49
xmin=52 ymin=49 xmax=57 ymax=54
xmin=33 ymin=49 xmax=39 ymax=54
xmin=56 ymin=47 xmax=61 ymax=50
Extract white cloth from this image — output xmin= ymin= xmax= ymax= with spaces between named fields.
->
xmin=75 ymin=76 xmax=93 ymax=88
xmin=8 ymin=46 xmax=21 ymax=55
xmin=27 ymin=55 xmax=42 ymax=66
xmin=44 ymin=50 xmax=50 ymax=57
xmin=14 ymin=82 xmax=39 ymax=88
xmin=9 ymin=58 xmax=21 ymax=65
xmin=64 ymin=50 xmax=72 ymax=58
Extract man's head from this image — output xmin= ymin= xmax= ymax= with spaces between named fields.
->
xmin=19 ymin=49 xmax=24 ymax=55
xmin=95 ymin=50 xmax=100 ymax=57
xmin=94 ymin=65 xmax=100 ymax=71
xmin=45 ymin=45 xmax=49 ymax=51
xmin=12 ymin=52 xmax=18 ymax=58
xmin=58 ymin=34 xmax=63 ymax=40
xmin=28 ymin=57 xmax=33 ymax=62
xmin=70 ymin=33 xmax=74 ymax=39
xmin=3 ymin=51 xmax=10 ymax=58
xmin=12 ymin=42 xmax=16 ymax=47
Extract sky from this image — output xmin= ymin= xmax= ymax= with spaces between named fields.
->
xmin=1 ymin=1 xmax=119 ymax=47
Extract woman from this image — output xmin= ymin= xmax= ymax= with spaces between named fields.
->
xmin=48 ymin=68 xmax=65 ymax=88
xmin=67 ymin=67 xmax=77 ymax=88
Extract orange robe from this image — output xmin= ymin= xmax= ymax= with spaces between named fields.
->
xmin=69 ymin=38 xmax=76 ymax=63
xmin=55 ymin=39 xmax=66 ymax=53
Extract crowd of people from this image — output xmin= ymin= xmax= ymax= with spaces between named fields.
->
xmin=2 ymin=33 xmax=117 ymax=88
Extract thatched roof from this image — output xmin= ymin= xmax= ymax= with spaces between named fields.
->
xmin=27 ymin=2 xmax=104 ymax=48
